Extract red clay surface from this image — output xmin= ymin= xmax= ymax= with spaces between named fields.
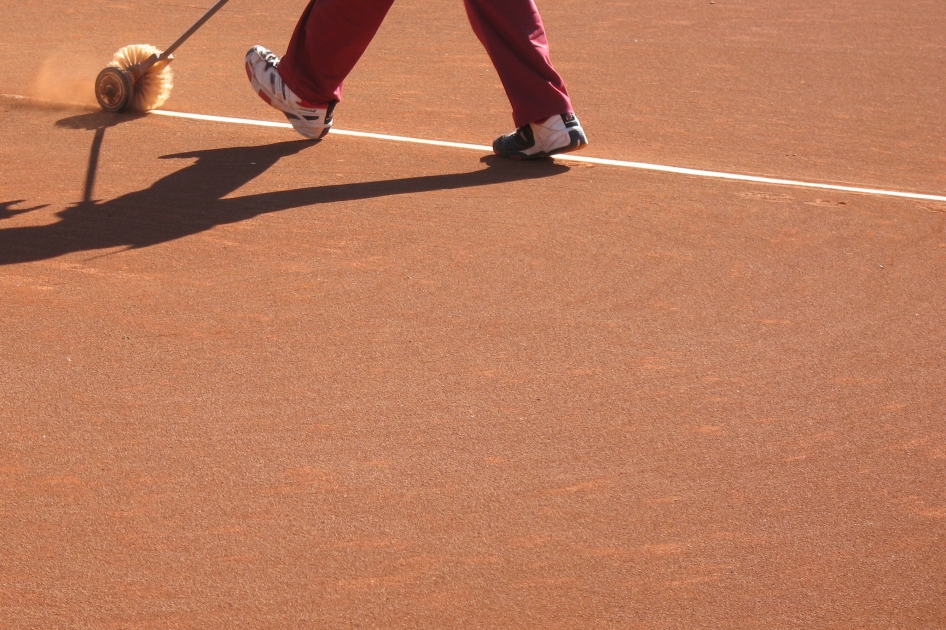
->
xmin=2 ymin=1 xmax=945 ymax=628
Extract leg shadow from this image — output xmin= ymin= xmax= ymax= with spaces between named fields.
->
xmin=1 ymin=201 xmax=48 ymax=220
xmin=0 ymin=135 xmax=568 ymax=266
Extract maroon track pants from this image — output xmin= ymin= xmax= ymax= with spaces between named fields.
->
xmin=276 ymin=0 xmax=573 ymax=128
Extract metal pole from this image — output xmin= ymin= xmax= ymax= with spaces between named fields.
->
xmin=161 ymin=0 xmax=233 ymax=59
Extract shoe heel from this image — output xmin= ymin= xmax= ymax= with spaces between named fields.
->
xmin=547 ymin=129 xmax=588 ymax=157
xmin=568 ymin=128 xmax=588 ymax=148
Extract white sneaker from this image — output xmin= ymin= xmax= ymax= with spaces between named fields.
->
xmin=493 ymin=113 xmax=588 ymax=160
xmin=245 ymin=45 xmax=335 ymax=140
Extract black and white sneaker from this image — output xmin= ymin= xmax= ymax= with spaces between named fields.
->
xmin=493 ymin=113 xmax=588 ymax=160
xmin=245 ymin=45 xmax=336 ymax=140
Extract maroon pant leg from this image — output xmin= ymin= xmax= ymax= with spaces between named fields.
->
xmin=277 ymin=0 xmax=395 ymax=105
xmin=277 ymin=0 xmax=573 ymax=128
xmin=463 ymin=0 xmax=573 ymax=128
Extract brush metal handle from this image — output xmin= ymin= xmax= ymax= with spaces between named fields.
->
xmin=133 ymin=0 xmax=231 ymax=78
xmin=160 ymin=0 xmax=233 ymax=59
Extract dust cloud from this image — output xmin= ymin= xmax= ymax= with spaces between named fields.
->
xmin=29 ymin=47 xmax=104 ymax=107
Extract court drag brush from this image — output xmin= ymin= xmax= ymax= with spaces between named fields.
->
xmin=94 ymin=0 xmax=231 ymax=113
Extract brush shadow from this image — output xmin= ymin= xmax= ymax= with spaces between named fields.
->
xmin=57 ymin=110 xmax=149 ymax=204
xmin=0 ymin=138 xmax=569 ymax=266
xmin=55 ymin=110 xmax=147 ymax=131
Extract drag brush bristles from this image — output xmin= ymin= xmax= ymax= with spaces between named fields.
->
xmin=109 ymin=44 xmax=173 ymax=111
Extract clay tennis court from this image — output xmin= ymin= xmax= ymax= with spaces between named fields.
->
xmin=2 ymin=0 xmax=945 ymax=627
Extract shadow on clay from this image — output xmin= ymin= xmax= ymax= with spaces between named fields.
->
xmin=0 ymin=112 xmax=569 ymax=266
xmin=1 ymin=201 xmax=48 ymax=220
xmin=54 ymin=111 xmax=148 ymax=204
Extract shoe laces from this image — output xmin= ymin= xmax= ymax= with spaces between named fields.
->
xmin=260 ymin=50 xmax=280 ymax=67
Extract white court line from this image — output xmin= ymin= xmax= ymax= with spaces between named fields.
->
xmin=147 ymin=110 xmax=946 ymax=203
xmin=149 ymin=109 xmax=496 ymax=152
xmin=3 ymin=93 xmax=944 ymax=203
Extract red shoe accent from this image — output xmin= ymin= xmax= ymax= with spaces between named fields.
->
xmin=257 ymin=89 xmax=272 ymax=105
xmin=297 ymin=99 xmax=329 ymax=109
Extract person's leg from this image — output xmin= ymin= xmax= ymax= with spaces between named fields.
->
xmin=246 ymin=0 xmax=394 ymax=139
xmin=463 ymin=0 xmax=586 ymax=159
xmin=462 ymin=0 xmax=572 ymax=128
xmin=277 ymin=0 xmax=396 ymax=105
